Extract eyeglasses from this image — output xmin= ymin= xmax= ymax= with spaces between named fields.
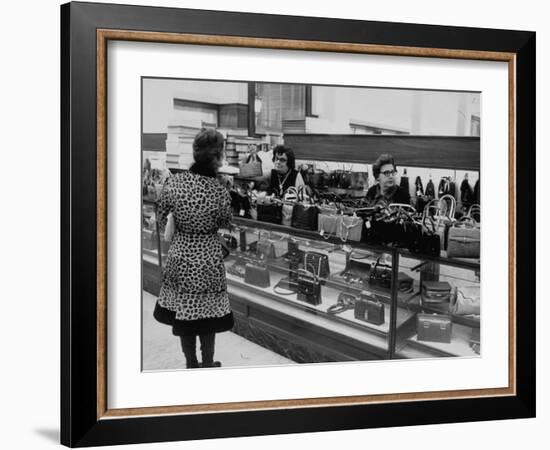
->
xmin=380 ymin=170 xmax=397 ymax=177
xmin=275 ymin=157 xmax=288 ymax=163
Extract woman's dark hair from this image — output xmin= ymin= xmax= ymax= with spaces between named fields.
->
xmin=372 ymin=153 xmax=396 ymax=179
xmin=272 ymin=145 xmax=296 ymax=170
xmin=190 ymin=128 xmax=224 ymax=178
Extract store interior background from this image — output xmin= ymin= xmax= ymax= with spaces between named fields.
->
xmin=142 ymin=78 xmax=480 ymax=191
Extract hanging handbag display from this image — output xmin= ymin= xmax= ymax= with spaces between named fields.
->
xmin=446 ymin=216 xmax=480 ymax=258
xmin=421 ymin=281 xmax=452 ymax=305
xmin=239 ymin=151 xmax=263 ymax=178
xmin=450 ymin=285 xmax=480 ymax=315
xmin=244 ymin=263 xmax=271 ymax=288
xmin=297 ymin=268 xmax=322 ymax=306
xmin=354 ymin=290 xmax=385 ymax=325
xmin=417 ymin=313 xmax=452 ymax=343
xmin=291 ymin=185 xmax=319 ymax=231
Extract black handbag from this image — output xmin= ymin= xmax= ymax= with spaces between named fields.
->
xmin=304 ymin=251 xmax=330 ymax=281
xmin=239 ymin=229 xmax=247 ymax=252
xmin=230 ymin=189 xmax=251 ymax=218
xmin=340 ymin=253 xmax=374 ymax=287
xmin=297 ymin=269 xmax=322 ymax=306
xmin=244 ymin=263 xmax=271 ymax=288
xmin=369 ymin=257 xmax=393 ymax=290
xmin=354 ymin=290 xmax=385 ymax=325
xmin=257 ymin=202 xmax=283 ymax=224
xmin=291 ymin=186 xmax=319 ymax=230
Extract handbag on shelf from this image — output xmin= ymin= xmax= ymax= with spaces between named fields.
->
xmin=239 ymin=152 xmax=263 ymax=178
xmin=446 ymin=217 xmax=480 ymax=258
xmin=297 ymin=268 xmax=322 ymax=306
xmin=291 ymin=185 xmax=319 ymax=231
xmin=318 ymin=213 xmax=343 ymax=238
xmin=421 ymin=281 xmax=452 ymax=305
xmin=226 ymin=258 xmax=248 ymax=278
xmin=354 ymin=290 xmax=385 ymax=325
xmin=256 ymin=235 xmax=276 ymax=260
xmin=257 ymin=199 xmax=283 ymax=224
xmin=450 ymin=285 xmax=480 ymax=315
xmin=339 ymin=214 xmax=363 ymax=242
xmin=304 ymin=251 xmax=330 ymax=281
xmin=417 ymin=313 xmax=452 ymax=343
xmin=398 ymin=272 xmax=414 ymax=293
xmin=244 ymin=263 xmax=271 ymax=288
xmin=369 ymin=257 xmax=393 ymax=290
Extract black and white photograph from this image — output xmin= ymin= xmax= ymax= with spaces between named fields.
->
xmin=141 ymin=78 xmax=481 ymax=371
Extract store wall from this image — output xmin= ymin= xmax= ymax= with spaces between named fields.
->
xmin=309 ymin=86 xmax=480 ymax=136
xmin=143 ymin=78 xmax=248 ymax=133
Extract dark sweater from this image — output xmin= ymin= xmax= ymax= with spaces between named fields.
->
xmin=365 ymin=184 xmax=411 ymax=207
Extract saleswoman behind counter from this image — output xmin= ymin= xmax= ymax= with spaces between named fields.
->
xmin=266 ymin=145 xmax=305 ymax=197
xmin=365 ymin=153 xmax=411 ymax=207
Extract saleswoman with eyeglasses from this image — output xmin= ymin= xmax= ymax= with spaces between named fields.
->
xmin=366 ymin=154 xmax=411 ymax=207
xmin=266 ymin=145 xmax=305 ymax=197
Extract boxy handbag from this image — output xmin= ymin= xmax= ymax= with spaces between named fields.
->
xmin=339 ymin=214 xmax=363 ymax=242
xmin=446 ymin=216 xmax=480 ymax=258
xmin=354 ymin=290 xmax=385 ymax=325
xmin=304 ymin=251 xmax=330 ymax=281
xmin=417 ymin=313 xmax=452 ymax=343
xmin=369 ymin=257 xmax=393 ymax=290
xmin=297 ymin=267 xmax=322 ymax=306
xmin=257 ymin=198 xmax=283 ymax=224
xmin=421 ymin=280 xmax=452 ymax=305
xmin=244 ymin=263 xmax=271 ymax=288
xmin=291 ymin=185 xmax=319 ymax=231
xmin=239 ymin=152 xmax=263 ymax=178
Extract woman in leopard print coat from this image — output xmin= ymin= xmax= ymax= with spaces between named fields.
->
xmin=154 ymin=128 xmax=234 ymax=368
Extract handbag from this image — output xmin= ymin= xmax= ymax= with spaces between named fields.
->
xmin=239 ymin=152 xmax=263 ymax=178
xmin=369 ymin=257 xmax=393 ymax=290
xmin=446 ymin=217 xmax=480 ymax=258
xmin=230 ymin=189 xmax=251 ymax=218
xmin=354 ymin=290 xmax=385 ymax=325
xmin=318 ymin=213 xmax=342 ymax=238
xmin=257 ymin=200 xmax=283 ymax=224
xmin=256 ymin=239 xmax=276 ymax=260
xmin=304 ymin=251 xmax=330 ymax=281
xmin=291 ymin=185 xmax=319 ymax=231
xmin=163 ymin=212 xmax=175 ymax=242
xmin=450 ymin=285 xmax=480 ymax=315
xmin=338 ymin=214 xmax=363 ymax=242
xmin=244 ymin=263 xmax=271 ymax=288
xmin=421 ymin=281 xmax=452 ymax=305
xmin=297 ymin=268 xmax=322 ymax=306
xmin=417 ymin=313 xmax=452 ymax=343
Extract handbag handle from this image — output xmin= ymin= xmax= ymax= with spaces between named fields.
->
xmin=438 ymin=194 xmax=456 ymax=219
xmin=466 ymin=203 xmax=481 ymax=222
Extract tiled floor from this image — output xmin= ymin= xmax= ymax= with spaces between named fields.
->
xmin=142 ymin=291 xmax=295 ymax=371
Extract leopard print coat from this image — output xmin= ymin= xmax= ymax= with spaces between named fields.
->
xmin=154 ymin=171 xmax=234 ymax=336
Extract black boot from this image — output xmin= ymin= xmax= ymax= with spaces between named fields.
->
xmin=180 ymin=335 xmax=200 ymax=369
xmin=199 ymin=333 xmax=220 ymax=368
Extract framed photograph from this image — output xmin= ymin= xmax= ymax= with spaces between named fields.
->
xmin=61 ymin=1 xmax=535 ymax=447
